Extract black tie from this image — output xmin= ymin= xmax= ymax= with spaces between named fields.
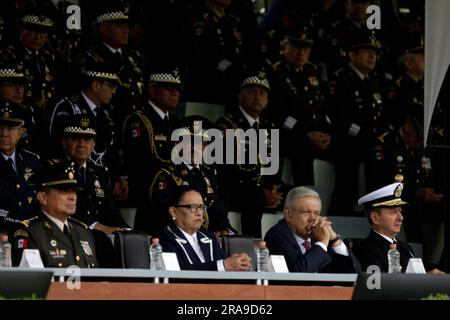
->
xmin=35 ymin=52 xmax=42 ymax=74
xmin=7 ymin=157 xmax=16 ymax=174
xmin=253 ymin=121 xmax=259 ymax=131
xmin=78 ymin=166 xmax=86 ymax=185
xmin=63 ymin=224 xmax=71 ymax=238
xmin=163 ymin=115 xmax=170 ymax=128
xmin=191 ymin=166 xmax=201 ymax=177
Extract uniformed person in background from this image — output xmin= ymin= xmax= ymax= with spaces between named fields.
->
xmin=391 ymin=35 xmax=424 ymax=129
xmin=137 ymin=115 xmax=233 ymax=236
xmin=216 ymin=69 xmax=283 ymax=238
xmin=73 ymin=6 xmax=145 ymax=132
xmin=12 ymin=161 xmax=97 ymax=268
xmin=0 ymin=100 xmax=42 ymax=235
xmin=320 ymin=0 xmax=372 ymax=77
xmin=328 ymin=30 xmax=392 ymax=216
xmin=268 ymin=28 xmax=334 ymax=187
xmin=48 ymin=57 xmax=127 ymax=201
xmin=184 ymin=0 xmax=253 ymax=107
xmin=122 ymin=66 xmax=181 ymax=207
xmin=0 ymin=8 xmax=61 ymax=121
xmin=0 ymin=63 xmax=36 ymax=151
xmin=56 ymin=114 xmax=129 ymax=234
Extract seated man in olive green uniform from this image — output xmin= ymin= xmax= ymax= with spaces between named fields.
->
xmin=13 ymin=161 xmax=98 ymax=268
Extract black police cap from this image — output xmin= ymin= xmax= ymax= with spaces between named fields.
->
xmin=0 ymin=101 xmax=26 ymax=127
xmin=32 ymin=161 xmax=83 ymax=191
xmin=62 ymin=114 xmax=97 ymax=138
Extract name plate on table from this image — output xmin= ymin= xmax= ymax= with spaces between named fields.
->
xmin=19 ymin=249 xmax=44 ymax=268
xmin=162 ymin=252 xmax=180 ymax=271
xmin=405 ymin=258 xmax=426 ymax=274
xmin=270 ymin=255 xmax=289 ymax=273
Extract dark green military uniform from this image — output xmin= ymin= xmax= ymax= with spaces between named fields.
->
xmin=270 ymin=57 xmax=334 ymax=186
xmin=122 ymin=68 xmax=181 ymax=205
xmin=216 ymin=108 xmax=281 ymax=238
xmin=184 ymin=5 xmax=248 ymax=105
xmin=13 ymin=214 xmax=97 ymax=268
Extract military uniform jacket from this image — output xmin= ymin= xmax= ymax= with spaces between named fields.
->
xmin=13 ymin=213 xmax=97 ymax=268
xmin=0 ymin=149 xmax=41 ymax=231
xmin=216 ymin=108 xmax=281 ymax=188
xmin=157 ymin=221 xmax=225 ymax=271
xmin=143 ymin=163 xmax=230 ymax=233
xmin=329 ymin=66 xmax=390 ymax=148
xmin=0 ymin=42 xmax=59 ymax=110
xmin=122 ymin=103 xmax=179 ymax=204
xmin=393 ymin=74 xmax=424 ymax=127
xmin=53 ymin=159 xmax=128 ymax=229
xmin=74 ymin=43 xmax=145 ymax=125
xmin=185 ymin=7 xmax=246 ymax=104
xmin=49 ymin=93 xmax=120 ymax=171
xmin=270 ymin=60 xmax=332 ymax=135
xmin=354 ymin=229 xmax=415 ymax=273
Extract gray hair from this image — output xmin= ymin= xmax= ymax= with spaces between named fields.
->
xmin=284 ymin=186 xmax=321 ymax=209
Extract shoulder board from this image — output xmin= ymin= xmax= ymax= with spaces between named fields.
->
xmin=217 ymin=114 xmax=237 ymax=129
xmin=47 ymin=158 xmax=62 ymax=165
xmin=21 ymin=149 xmax=40 ymax=160
xmin=334 ymin=68 xmax=344 ymax=77
xmin=19 ymin=216 xmax=39 ymax=228
xmin=228 ymin=14 xmax=240 ymax=22
xmin=68 ymin=217 xmax=88 ymax=229
xmin=305 ymin=61 xmax=317 ymax=70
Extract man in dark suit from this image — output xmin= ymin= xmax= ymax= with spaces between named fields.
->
xmin=264 ymin=186 xmax=361 ymax=273
xmin=0 ymin=100 xmax=42 ymax=235
xmin=122 ymin=66 xmax=181 ymax=206
xmin=12 ymin=161 xmax=98 ymax=268
xmin=354 ymin=182 xmax=445 ymax=274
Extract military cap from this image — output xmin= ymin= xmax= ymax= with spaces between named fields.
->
xmin=0 ymin=101 xmax=25 ymax=127
xmin=240 ymin=67 xmax=270 ymax=91
xmin=80 ymin=58 xmax=119 ymax=84
xmin=404 ymin=33 xmax=424 ymax=54
xmin=349 ymin=30 xmax=381 ymax=52
xmin=62 ymin=114 xmax=97 ymax=137
xmin=358 ymin=182 xmax=408 ymax=209
xmin=149 ymin=66 xmax=182 ymax=89
xmin=284 ymin=27 xmax=314 ymax=48
xmin=19 ymin=9 xmax=54 ymax=32
xmin=172 ymin=115 xmax=212 ymax=140
xmin=0 ymin=63 xmax=25 ymax=84
xmin=32 ymin=161 xmax=83 ymax=191
xmin=96 ymin=7 xmax=129 ymax=24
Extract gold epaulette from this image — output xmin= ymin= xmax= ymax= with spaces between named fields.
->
xmin=68 ymin=217 xmax=88 ymax=229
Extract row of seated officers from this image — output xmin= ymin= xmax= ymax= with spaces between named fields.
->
xmin=8 ymin=156 xmax=445 ymax=274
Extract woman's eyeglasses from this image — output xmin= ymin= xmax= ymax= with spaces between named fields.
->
xmin=176 ymin=204 xmax=207 ymax=213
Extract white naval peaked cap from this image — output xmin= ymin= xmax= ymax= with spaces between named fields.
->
xmin=358 ymin=182 xmax=408 ymax=208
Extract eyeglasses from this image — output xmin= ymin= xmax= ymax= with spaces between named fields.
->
xmin=291 ymin=209 xmax=320 ymax=217
xmin=176 ymin=204 xmax=207 ymax=213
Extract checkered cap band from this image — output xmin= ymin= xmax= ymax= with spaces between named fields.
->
xmin=83 ymin=70 xmax=118 ymax=81
xmin=0 ymin=69 xmax=23 ymax=78
xmin=96 ymin=11 xmax=129 ymax=24
xmin=150 ymin=73 xmax=181 ymax=84
xmin=63 ymin=126 xmax=97 ymax=136
xmin=241 ymin=76 xmax=270 ymax=90
xmin=22 ymin=14 xmax=54 ymax=27
xmin=174 ymin=127 xmax=210 ymax=139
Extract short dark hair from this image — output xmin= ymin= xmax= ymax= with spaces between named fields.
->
xmin=168 ymin=185 xmax=203 ymax=207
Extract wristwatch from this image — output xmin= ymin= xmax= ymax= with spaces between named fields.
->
xmin=329 ymin=234 xmax=341 ymax=245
